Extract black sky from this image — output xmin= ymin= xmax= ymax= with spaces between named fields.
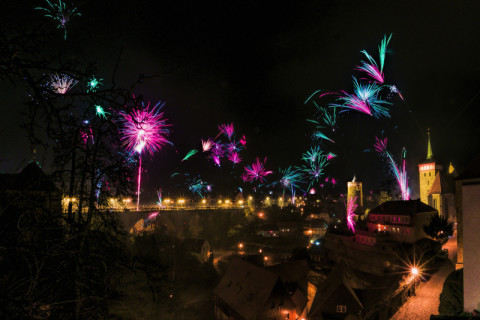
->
xmin=2 ymin=1 xmax=480 ymax=200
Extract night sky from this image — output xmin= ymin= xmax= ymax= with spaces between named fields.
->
xmin=2 ymin=1 xmax=480 ymax=201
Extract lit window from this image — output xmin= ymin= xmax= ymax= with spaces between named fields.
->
xmin=336 ymin=305 xmax=347 ymax=313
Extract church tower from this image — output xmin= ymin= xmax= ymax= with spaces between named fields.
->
xmin=347 ymin=175 xmax=363 ymax=208
xmin=418 ymin=129 xmax=443 ymax=205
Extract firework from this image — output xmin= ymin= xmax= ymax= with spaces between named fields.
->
xmin=356 ymin=34 xmax=392 ymax=84
xmin=352 ymin=77 xmax=391 ymax=118
xmin=242 ymin=157 xmax=272 ymax=183
xmin=226 ymin=141 xmax=241 ymax=154
xmin=210 ymin=143 xmax=225 ymax=166
xmin=327 ymin=152 xmax=337 ymax=160
xmin=120 ymin=99 xmax=171 ymax=210
xmin=279 ymin=166 xmax=304 ymax=205
xmin=95 ymin=105 xmax=108 ymax=119
xmin=87 ymin=76 xmax=103 ymax=92
xmin=182 ymin=149 xmax=198 ymax=162
xmin=228 ymin=152 xmax=242 ymax=164
xmin=301 ymin=151 xmax=328 ymax=189
xmin=346 ymin=196 xmax=358 ymax=232
xmin=374 ymin=136 xmax=410 ymax=200
xmin=48 ymin=73 xmax=78 ymax=94
xmin=312 ymin=131 xmax=335 ymax=143
xmin=240 ymin=135 xmax=247 ymax=146
xmin=302 ymin=146 xmax=323 ymax=163
xmin=188 ymin=178 xmax=208 ymax=198
xmin=218 ymin=123 xmax=234 ymax=140
xmin=120 ymin=101 xmax=171 ymax=155
xmin=389 ymin=85 xmax=404 ymax=101
xmin=35 ymin=0 xmax=81 ymax=39
xmin=201 ymin=138 xmax=213 ymax=152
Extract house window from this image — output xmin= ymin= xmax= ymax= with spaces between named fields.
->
xmin=433 ymin=199 xmax=437 ymax=209
xmin=336 ymin=305 xmax=347 ymax=313
xmin=424 ymin=173 xmax=426 ymax=177
xmin=429 ymin=172 xmax=431 ymax=177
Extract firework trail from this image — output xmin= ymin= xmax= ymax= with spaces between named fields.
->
xmin=87 ymin=76 xmax=102 ymax=92
xmin=374 ymin=136 xmax=410 ymax=200
xmin=120 ymin=99 xmax=171 ymax=210
xmin=48 ymin=73 xmax=78 ymax=94
xmin=35 ymin=0 xmax=81 ymax=39
xmin=182 ymin=149 xmax=198 ymax=162
xmin=389 ymin=85 xmax=404 ymax=101
xmin=312 ymin=131 xmax=335 ymax=143
xmin=242 ymin=157 xmax=272 ymax=183
xmin=279 ymin=166 xmax=304 ymax=205
xmin=346 ymin=196 xmax=358 ymax=232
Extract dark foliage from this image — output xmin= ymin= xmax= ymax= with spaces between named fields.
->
xmin=423 ymin=213 xmax=454 ymax=244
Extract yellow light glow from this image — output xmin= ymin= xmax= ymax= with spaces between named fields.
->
xmin=248 ymin=196 xmax=253 ymax=200
xmin=202 ymin=199 xmax=206 ymax=203
xmin=218 ymin=200 xmax=222 ymax=204
xmin=238 ymin=200 xmax=244 ymax=205
xmin=225 ymin=200 xmax=230 ymax=204
xmin=238 ymin=243 xmax=243 ymax=249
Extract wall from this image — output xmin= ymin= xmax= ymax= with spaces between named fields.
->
xmin=462 ymin=183 xmax=480 ymax=313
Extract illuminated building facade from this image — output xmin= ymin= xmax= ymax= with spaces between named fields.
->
xmin=418 ymin=129 xmax=443 ymax=205
xmin=347 ymin=175 xmax=363 ymax=208
xmin=455 ymin=152 xmax=480 ymax=312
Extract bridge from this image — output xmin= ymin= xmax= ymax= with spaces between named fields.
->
xmin=114 ymin=207 xmax=245 ymax=234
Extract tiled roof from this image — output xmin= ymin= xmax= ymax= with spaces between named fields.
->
xmin=214 ymin=257 xmax=280 ymax=319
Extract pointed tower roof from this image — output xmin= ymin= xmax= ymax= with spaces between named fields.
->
xmin=426 ymin=128 xmax=433 ymax=160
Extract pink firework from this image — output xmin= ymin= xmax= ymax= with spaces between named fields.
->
xmin=212 ymin=155 xmax=221 ymax=166
xmin=218 ymin=122 xmax=234 ymax=139
xmin=337 ymin=90 xmax=372 ymax=115
xmin=121 ymin=100 xmax=171 ymax=211
xmin=202 ymin=138 xmax=213 ymax=152
xmin=242 ymin=157 xmax=272 ymax=183
xmin=49 ymin=73 xmax=78 ymax=94
xmin=120 ymin=101 xmax=171 ymax=155
xmin=374 ymin=136 xmax=388 ymax=153
xmin=346 ymin=196 xmax=358 ymax=232
xmin=228 ymin=152 xmax=242 ymax=164
xmin=240 ymin=135 xmax=246 ymax=146
xmin=327 ymin=152 xmax=337 ymax=160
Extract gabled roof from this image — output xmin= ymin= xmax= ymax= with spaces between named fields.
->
xmin=267 ymin=259 xmax=309 ymax=291
xmin=309 ymin=265 xmax=363 ymax=316
xmin=0 ymin=162 xmax=58 ymax=192
xmin=214 ymin=257 xmax=280 ymax=319
xmin=369 ymin=200 xmax=436 ymax=216
xmin=428 ymin=172 xmax=454 ymax=195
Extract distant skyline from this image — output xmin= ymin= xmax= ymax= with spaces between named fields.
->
xmin=1 ymin=1 xmax=480 ymax=201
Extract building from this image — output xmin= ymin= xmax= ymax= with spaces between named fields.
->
xmin=418 ymin=130 xmax=456 ymax=221
xmin=0 ymin=161 xmax=61 ymax=213
xmin=214 ymin=258 xmax=305 ymax=320
xmin=455 ymin=152 xmax=480 ymax=312
xmin=347 ymin=175 xmax=363 ymax=209
xmin=366 ymin=200 xmax=437 ymax=243
xmin=309 ymin=266 xmax=364 ymax=320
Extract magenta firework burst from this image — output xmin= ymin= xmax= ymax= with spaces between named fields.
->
xmin=120 ymin=101 xmax=171 ymax=155
xmin=242 ymin=157 xmax=272 ymax=183
xmin=121 ymin=99 xmax=171 ymax=210
xmin=346 ymin=196 xmax=358 ymax=232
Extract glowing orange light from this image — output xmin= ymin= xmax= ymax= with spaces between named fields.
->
xmin=238 ymin=243 xmax=243 ymax=249
xmin=411 ymin=267 xmax=419 ymax=275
